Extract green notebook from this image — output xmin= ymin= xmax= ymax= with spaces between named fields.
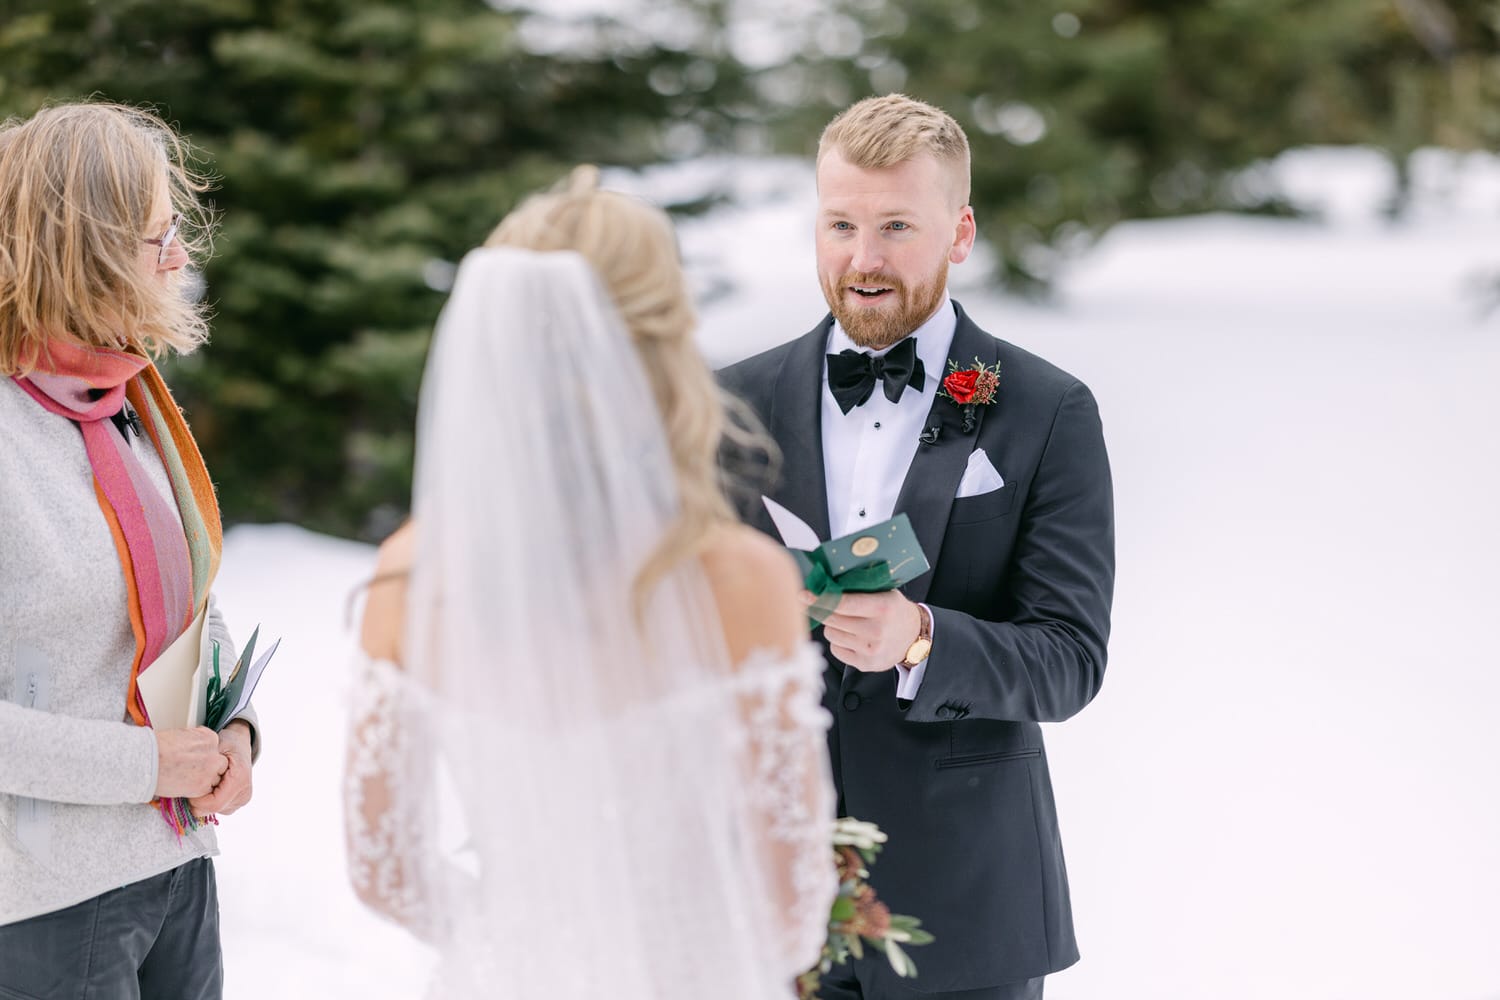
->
xmin=764 ymin=498 xmax=931 ymax=627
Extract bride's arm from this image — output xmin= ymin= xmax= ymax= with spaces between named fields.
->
xmin=734 ymin=650 xmax=839 ymax=982
xmin=343 ymin=526 xmax=444 ymax=940
xmin=707 ymin=529 xmax=840 ymax=981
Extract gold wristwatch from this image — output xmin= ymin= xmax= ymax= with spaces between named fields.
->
xmin=899 ymin=603 xmax=933 ymax=668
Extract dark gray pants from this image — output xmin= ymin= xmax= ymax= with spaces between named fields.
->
xmin=818 ymin=964 xmax=1044 ymax=1000
xmin=0 ymin=857 xmax=222 ymax=1000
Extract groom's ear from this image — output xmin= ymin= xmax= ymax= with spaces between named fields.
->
xmin=949 ymin=205 xmax=977 ymax=265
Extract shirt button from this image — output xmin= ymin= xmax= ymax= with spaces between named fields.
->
xmin=874 ymin=421 xmax=881 ymax=429
xmin=842 ymin=692 xmax=862 ymax=711
xmin=858 ymin=508 xmax=866 ymax=518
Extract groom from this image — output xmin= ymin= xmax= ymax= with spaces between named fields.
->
xmin=720 ymin=95 xmax=1114 ymax=999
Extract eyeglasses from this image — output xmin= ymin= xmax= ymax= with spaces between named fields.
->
xmin=142 ymin=212 xmax=184 ymax=267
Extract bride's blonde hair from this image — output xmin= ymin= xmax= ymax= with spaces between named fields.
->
xmin=485 ymin=167 xmax=766 ymax=612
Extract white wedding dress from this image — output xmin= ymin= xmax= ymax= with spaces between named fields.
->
xmin=342 ymin=247 xmax=838 ymax=998
xmin=345 ymin=642 xmax=836 ymax=997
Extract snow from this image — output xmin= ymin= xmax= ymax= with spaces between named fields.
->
xmin=212 ymin=147 xmax=1500 ymax=999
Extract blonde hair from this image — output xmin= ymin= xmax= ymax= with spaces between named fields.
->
xmin=485 ymin=167 xmax=763 ymax=613
xmin=817 ymin=93 xmax=972 ymax=206
xmin=0 ymin=102 xmax=214 ymax=374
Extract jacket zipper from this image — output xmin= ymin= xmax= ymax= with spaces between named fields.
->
xmin=19 ymin=672 xmax=40 ymax=830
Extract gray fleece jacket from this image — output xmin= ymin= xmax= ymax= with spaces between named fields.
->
xmin=1 ymin=376 xmax=259 ymax=925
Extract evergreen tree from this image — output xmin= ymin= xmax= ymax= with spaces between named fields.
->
xmin=4 ymin=1 xmax=1492 ymax=535
xmin=0 ymin=0 xmax=756 ymax=537
xmin=773 ymin=0 xmax=1499 ymax=288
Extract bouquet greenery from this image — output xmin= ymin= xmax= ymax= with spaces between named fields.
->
xmin=797 ymin=818 xmax=935 ymax=999
xmin=205 ymin=626 xmax=278 ymax=732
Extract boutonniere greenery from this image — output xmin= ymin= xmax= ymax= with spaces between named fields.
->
xmin=936 ymin=357 xmax=1001 ymax=433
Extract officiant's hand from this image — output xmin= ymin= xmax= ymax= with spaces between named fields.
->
xmin=188 ymin=720 xmax=255 ymax=819
xmin=819 ymin=590 xmax=923 ymax=672
xmin=154 ymin=726 xmax=229 ymax=799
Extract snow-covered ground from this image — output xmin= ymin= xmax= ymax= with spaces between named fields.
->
xmin=211 ymin=147 xmax=1500 ymax=999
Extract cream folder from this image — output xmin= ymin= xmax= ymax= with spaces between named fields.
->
xmin=135 ymin=605 xmax=212 ymax=729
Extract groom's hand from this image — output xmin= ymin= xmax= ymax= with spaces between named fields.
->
xmin=819 ymin=590 xmax=923 ymax=672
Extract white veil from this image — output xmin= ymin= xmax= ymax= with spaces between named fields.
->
xmin=354 ymin=246 xmax=834 ymax=997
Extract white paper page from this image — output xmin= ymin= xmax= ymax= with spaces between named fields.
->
xmin=761 ymin=495 xmax=822 ymax=551
xmin=225 ymin=637 xmax=280 ymax=724
xmin=137 ymin=606 xmax=210 ymax=728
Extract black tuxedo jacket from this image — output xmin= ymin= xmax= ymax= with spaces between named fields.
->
xmin=718 ymin=301 xmax=1114 ymax=993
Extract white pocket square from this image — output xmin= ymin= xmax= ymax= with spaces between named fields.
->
xmin=956 ymin=449 xmax=1005 ymax=498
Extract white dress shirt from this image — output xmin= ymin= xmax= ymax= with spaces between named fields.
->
xmin=821 ymin=296 xmax=956 ymax=701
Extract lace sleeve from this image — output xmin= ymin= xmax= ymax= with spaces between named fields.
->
xmin=732 ymin=642 xmax=839 ymax=983
xmin=343 ymin=653 xmax=444 ymax=943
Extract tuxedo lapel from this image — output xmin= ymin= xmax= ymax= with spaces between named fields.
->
xmin=894 ymin=301 xmax=999 ymax=604
xmin=767 ymin=317 xmax=834 ymax=542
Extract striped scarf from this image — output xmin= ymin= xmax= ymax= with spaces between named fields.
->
xmin=13 ymin=339 xmax=222 ymax=834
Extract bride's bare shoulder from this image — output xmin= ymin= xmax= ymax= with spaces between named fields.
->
xmin=699 ymin=524 xmax=805 ymax=667
xmin=360 ymin=521 xmax=416 ymax=664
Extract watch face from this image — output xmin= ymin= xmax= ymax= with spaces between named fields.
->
xmin=904 ymin=638 xmax=932 ymax=665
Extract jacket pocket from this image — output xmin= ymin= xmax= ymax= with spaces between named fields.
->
xmin=935 ymin=747 xmax=1040 ymax=770
xmin=948 ymin=482 xmax=1018 ymax=524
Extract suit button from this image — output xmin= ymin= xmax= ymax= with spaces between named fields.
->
xmin=842 ymin=692 xmax=862 ymax=711
xmin=935 ymin=706 xmax=954 ymax=720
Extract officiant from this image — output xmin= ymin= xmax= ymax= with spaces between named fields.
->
xmin=721 ymin=94 xmax=1115 ymax=1000
xmin=0 ymin=102 xmax=260 ymax=1000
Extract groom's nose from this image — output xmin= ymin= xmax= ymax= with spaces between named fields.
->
xmin=849 ymin=235 xmax=884 ymax=274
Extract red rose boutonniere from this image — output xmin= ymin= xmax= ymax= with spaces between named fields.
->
xmin=936 ymin=357 xmax=1001 ymax=433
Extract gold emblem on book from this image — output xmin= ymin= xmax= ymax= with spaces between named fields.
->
xmin=851 ymin=536 xmax=879 ymax=558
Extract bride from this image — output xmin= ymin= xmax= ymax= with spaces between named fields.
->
xmin=344 ymin=169 xmax=838 ymax=997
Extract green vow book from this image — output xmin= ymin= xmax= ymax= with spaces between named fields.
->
xmin=766 ymin=501 xmax=929 ymax=628
xmin=204 ymin=626 xmax=281 ymax=733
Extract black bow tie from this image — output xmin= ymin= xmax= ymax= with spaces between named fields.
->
xmin=826 ymin=338 xmax=925 ymax=415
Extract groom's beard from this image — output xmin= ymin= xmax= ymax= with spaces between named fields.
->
xmin=821 ymin=260 xmax=949 ymax=351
